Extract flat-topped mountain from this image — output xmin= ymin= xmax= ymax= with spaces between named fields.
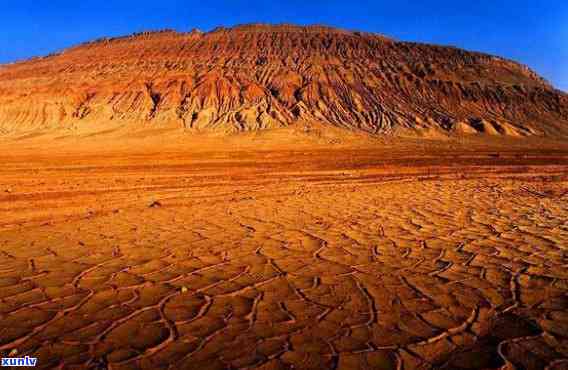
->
xmin=0 ymin=23 xmax=567 ymax=137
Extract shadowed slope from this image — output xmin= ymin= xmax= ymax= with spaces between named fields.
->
xmin=0 ymin=23 xmax=567 ymax=137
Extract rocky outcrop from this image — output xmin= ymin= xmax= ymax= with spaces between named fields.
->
xmin=0 ymin=23 xmax=567 ymax=136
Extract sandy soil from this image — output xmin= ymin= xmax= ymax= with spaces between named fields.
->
xmin=0 ymin=132 xmax=567 ymax=369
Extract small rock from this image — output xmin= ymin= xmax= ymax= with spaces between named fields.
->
xmin=149 ymin=200 xmax=162 ymax=208
xmin=181 ymin=286 xmax=189 ymax=293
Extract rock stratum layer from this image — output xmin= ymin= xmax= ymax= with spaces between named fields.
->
xmin=0 ymin=23 xmax=567 ymax=136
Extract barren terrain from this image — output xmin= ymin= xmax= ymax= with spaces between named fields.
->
xmin=0 ymin=132 xmax=567 ymax=370
xmin=1 ymin=23 xmax=568 ymax=370
xmin=1 ymin=24 xmax=567 ymax=137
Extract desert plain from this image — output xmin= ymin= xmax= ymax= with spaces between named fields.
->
xmin=0 ymin=127 xmax=566 ymax=370
xmin=0 ymin=23 xmax=568 ymax=370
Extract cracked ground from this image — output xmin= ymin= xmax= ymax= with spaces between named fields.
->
xmin=0 ymin=144 xmax=567 ymax=369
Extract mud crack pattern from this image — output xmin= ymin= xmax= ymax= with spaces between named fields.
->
xmin=0 ymin=169 xmax=567 ymax=369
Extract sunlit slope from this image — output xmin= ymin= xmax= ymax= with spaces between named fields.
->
xmin=0 ymin=24 xmax=566 ymax=137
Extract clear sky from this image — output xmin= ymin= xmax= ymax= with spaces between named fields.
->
xmin=1 ymin=1 xmax=567 ymax=91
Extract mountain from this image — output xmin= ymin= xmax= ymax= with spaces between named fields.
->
xmin=0 ymin=23 xmax=567 ymax=137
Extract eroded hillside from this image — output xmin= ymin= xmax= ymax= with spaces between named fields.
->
xmin=0 ymin=23 xmax=567 ymax=136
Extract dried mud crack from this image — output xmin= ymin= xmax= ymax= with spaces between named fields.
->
xmin=0 ymin=146 xmax=567 ymax=370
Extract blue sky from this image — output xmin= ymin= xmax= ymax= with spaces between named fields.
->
xmin=1 ymin=1 xmax=566 ymax=91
